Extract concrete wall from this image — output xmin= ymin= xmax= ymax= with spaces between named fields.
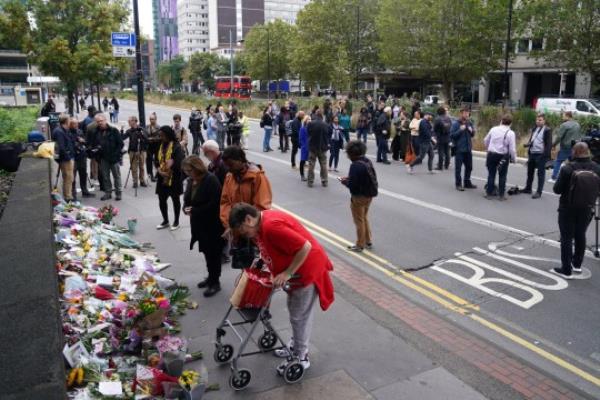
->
xmin=0 ymin=158 xmax=66 ymax=400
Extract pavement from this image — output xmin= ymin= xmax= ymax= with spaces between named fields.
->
xmin=59 ymin=98 xmax=600 ymax=399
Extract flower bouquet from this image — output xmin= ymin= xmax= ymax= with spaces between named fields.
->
xmin=98 ymin=204 xmax=119 ymax=224
xmin=178 ymin=370 xmax=205 ymax=400
xmin=156 ymin=335 xmax=187 ymax=377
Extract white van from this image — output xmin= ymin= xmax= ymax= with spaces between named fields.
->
xmin=535 ymin=98 xmax=600 ymax=117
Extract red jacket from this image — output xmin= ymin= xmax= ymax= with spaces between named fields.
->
xmin=256 ymin=210 xmax=334 ymax=311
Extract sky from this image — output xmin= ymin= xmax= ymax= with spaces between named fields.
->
xmin=132 ymin=0 xmax=154 ymax=39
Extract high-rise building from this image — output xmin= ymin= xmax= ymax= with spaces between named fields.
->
xmin=264 ymin=0 xmax=310 ymax=24
xmin=208 ymin=0 xmax=264 ymax=57
xmin=153 ymin=0 xmax=179 ymax=67
xmin=177 ymin=0 xmax=210 ymax=60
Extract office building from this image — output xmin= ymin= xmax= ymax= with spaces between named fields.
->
xmin=207 ymin=0 xmax=264 ymax=57
xmin=177 ymin=0 xmax=210 ymax=60
xmin=264 ymin=0 xmax=310 ymax=24
xmin=152 ymin=0 xmax=179 ymax=67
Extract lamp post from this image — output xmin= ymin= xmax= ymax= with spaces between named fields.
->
xmin=267 ymin=26 xmax=271 ymax=100
xmin=229 ymin=29 xmax=234 ymax=97
xmin=502 ymin=0 xmax=513 ymax=108
xmin=133 ymin=0 xmax=146 ymax=127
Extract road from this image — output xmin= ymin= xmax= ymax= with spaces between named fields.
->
xmin=116 ymin=99 xmax=600 ymax=398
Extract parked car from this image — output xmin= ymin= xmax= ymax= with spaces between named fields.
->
xmin=423 ymin=95 xmax=443 ymax=105
xmin=535 ymin=97 xmax=600 ymax=117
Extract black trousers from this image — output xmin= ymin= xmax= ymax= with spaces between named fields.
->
xmin=525 ymin=153 xmax=547 ymax=194
xmin=391 ymin=135 xmax=402 ymax=160
xmin=202 ymin=245 xmax=223 ymax=286
xmin=146 ymin=143 xmax=159 ymax=178
xmin=158 ymin=192 xmax=181 ymax=225
xmin=291 ymin=138 xmax=299 ymax=167
xmin=72 ymin=156 xmax=89 ymax=197
xmin=437 ymin=142 xmax=450 ymax=169
xmin=486 ymin=152 xmax=509 ymax=196
xmin=230 ymin=133 xmax=241 ymax=147
xmin=558 ymin=208 xmax=592 ymax=273
xmin=191 ymin=130 xmax=204 ymax=155
xmin=455 ymin=151 xmax=473 ymax=187
xmin=279 ymin=132 xmax=289 ymax=152
xmin=299 ymin=160 xmax=306 ymax=177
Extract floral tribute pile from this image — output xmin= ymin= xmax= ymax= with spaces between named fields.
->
xmin=52 ymin=194 xmax=210 ymax=399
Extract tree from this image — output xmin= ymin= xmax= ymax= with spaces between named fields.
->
xmin=157 ymin=55 xmax=187 ymax=90
xmin=377 ymin=0 xmax=510 ymax=101
xmin=520 ymin=0 xmax=600 ymax=94
xmin=26 ymin=0 xmax=130 ymax=114
xmin=291 ymin=0 xmax=380 ymax=93
xmin=241 ymin=19 xmax=297 ymax=83
xmin=0 ymin=0 xmax=29 ymax=50
xmin=186 ymin=52 xmax=220 ymax=90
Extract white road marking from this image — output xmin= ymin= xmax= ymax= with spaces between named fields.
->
xmin=248 ymin=149 xmax=594 ymax=257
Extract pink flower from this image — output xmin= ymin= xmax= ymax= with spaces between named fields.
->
xmin=158 ymin=299 xmax=170 ymax=310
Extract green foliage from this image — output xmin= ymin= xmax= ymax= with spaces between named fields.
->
xmin=241 ymin=20 xmax=297 ymax=83
xmin=26 ymin=0 xmax=130 ymax=113
xmin=520 ymin=0 xmax=600 ymax=78
xmin=0 ymin=0 xmax=29 ymax=50
xmin=186 ymin=52 xmax=222 ymax=90
xmin=0 ymin=107 xmax=39 ymax=143
xmin=292 ymin=0 xmax=380 ymax=91
xmin=377 ymin=0 xmax=510 ymax=101
xmin=158 ymin=55 xmax=187 ymax=89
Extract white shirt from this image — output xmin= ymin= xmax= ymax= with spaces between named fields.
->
xmin=484 ymin=124 xmax=517 ymax=161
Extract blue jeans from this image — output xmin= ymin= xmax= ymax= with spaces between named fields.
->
xmin=552 ymin=148 xmax=571 ymax=180
xmin=263 ymin=127 xmax=273 ymax=151
xmin=357 ymin=128 xmax=368 ymax=143
xmin=329 ymin=139 xmax=343 ymax=169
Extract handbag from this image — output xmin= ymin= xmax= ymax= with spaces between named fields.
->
xmin=404 ymin=141 xmax=417 ymax=164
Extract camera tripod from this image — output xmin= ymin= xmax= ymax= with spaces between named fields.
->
xmin=594 ymin=198 xmax=600 ymax=258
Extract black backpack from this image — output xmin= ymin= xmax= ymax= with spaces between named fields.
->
xmin=568 ymin=168 xmax=600 ymax=208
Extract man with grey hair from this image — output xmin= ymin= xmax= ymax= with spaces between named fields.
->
xmin=202 ymin=139 xmax=228 ymax=185
xmin=552 ymin=142 xmax=600 ymax=278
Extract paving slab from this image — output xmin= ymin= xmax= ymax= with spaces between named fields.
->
xmin=372 ymin=367 xmax=488 ymax=400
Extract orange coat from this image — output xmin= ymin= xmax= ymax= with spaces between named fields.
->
xmin=220 ymin=163 xmax=273 ymax=228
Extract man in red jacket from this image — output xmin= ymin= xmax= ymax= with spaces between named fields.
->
xmin=229 ymin=203 xmax=334 ymax=373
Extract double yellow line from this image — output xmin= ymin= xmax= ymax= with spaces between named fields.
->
xmin=273 ymin=204 xmax=600 ymax=388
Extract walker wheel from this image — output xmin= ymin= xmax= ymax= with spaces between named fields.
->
xmin=283 ymin=361 xmax=305 ymax=384
xmin=258 ymin=331 xmax=277 ymax=350
xmin=214 ymin=344 xmax=234 ymax=364
xmin=229 ymin=368 xmax=251 ymax=391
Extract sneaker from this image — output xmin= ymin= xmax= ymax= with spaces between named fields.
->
xmin=406 ymin=165 xmax=413 ymax=174
xmin=572 ymin=265 xmax=582 ymax=274
xmin=276 ymin=357 xmax=310 ymax=375
xmin=532 ymin=192 xmax=542 ymax=199
xmin=170 ymin=223 xmax=180 ymax=231
xmin=366 ymin=242 xmax=373 ymax=250
xmin=547 ymin=178 xmax=556 ymax=183
xmin=156 ymin=222 xmax=170 ymax=230
xmin=550 ymin=268 xmax=573 ymax=279
xmin=464 ymin=183 xmax=477 ymax=189
xmin=456 ymin=185 xmax=465 ymax=191
xmin=347 ymin=245 xmax=363 ymax=252
xmin=274 ymin=347 xmax=293 ymax=358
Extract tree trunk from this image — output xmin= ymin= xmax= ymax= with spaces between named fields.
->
xmin=442 ymin=81 xmax=453 ymax=104
xmin=67 ymin=90 xmax=74 ymax=115
xmin=96 ymin=83 xmax=101 ymax=110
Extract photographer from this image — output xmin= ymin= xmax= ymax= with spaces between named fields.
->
xmin=522 ymin=113 xmax=552 ymax=199
xmin=69 ymin=117 xmax=94 ymax=200
xmin=552 ymin=143 xmax=600 ymax=278
xmin=483 ymin=114 xmax=517 ymax=200
xmin=125 ymin=116 xmax=148 ymax=189
xmin=188 ymin=107 xmax=204 ymax=155
xmin=90 ymin=113 xmax=124 ymax=201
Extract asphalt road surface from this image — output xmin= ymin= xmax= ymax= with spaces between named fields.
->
xmin=115 ymin=99 xmax=600 ymax=397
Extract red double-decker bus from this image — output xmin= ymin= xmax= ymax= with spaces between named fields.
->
xmin=214 ymin=76 xmax=252 ymax=99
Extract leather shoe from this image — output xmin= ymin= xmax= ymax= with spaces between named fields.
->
xmin=100 ymin=194 xmax=112 ymax=201
xmin=532 ymin=192 xmax=542 ymax=199
xmin=521 ymin=188 xmax=532 ymax=194
xmin=203 ymin=285 xmax=221 ymax=297
xmin=82 ymin=192 xmax=95 ymax=198
xmin=197 ymin=279 xmax=209 ymax=289
xmin=456 ymin=185 xmax=465 ymax=191
xmin=464 ymin=183 xmax=477 ymax=189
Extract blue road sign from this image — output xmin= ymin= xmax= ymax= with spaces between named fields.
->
xmin=111 ymin=32 xmax=136 ymax=47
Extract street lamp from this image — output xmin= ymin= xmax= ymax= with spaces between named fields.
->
xmin=133 ymin=0 xmax=146 ymax=127
xmin=502 ymin=0 xmax=513 ymax=108
xmin=229 ymin=30 xmax=245 ymax=98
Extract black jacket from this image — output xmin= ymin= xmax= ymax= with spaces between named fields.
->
xmin=208 ymin=153 xmax=228 ymax=185
xmin=344 ymin=156 xmax=378 ymax=197
xmin=553 ymin=157 xmax=600 ymax=210
xmin=155 ymin=141 xmax=185 ymax=196
xmin=87 ymin=125 xmax=123 ymax=164
xmin=526 ymin=126 xmax=553 ymax=159
xmin=188 ymin=112 xmax=203 ymax=134
xmin=52 ymin=126 xmax=75 ymax=162
xmin=125 ymin=127 xmax=148 ymax=152
xmin=290 ymin=117 xmax=302 ymax=141
xmin=184 ymin=173 xmax=225 ymax=252
xmin=307 ymin=119 xmax=330 ymax=152
xmin=261 ymin=113 xmax=273 ymax=127
xmin=374 ymin=113 xmax=390 ymax=137
xmin=433 ymin=115 xmax=452 ymax=144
